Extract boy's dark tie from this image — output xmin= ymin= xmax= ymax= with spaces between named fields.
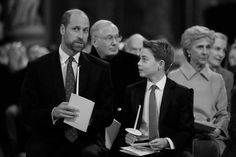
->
xmin=149 ymin=85 xmax=159 ymax=140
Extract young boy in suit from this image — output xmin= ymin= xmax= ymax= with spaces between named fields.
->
xmin=121 ymin=39 xmax=194 ymax=157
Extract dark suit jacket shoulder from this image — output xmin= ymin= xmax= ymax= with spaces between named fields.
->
xmin=30 ymin=50 xmax=110 ymax=73
xmin=122 ymin=78 xmax=194 ymax=150
xmin=90 ymin=47 xmax=141 ymax=121
xmin=90 ymin=47 xmax=140 ymax=85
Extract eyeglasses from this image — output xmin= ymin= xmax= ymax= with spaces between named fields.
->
xmin=99 ymin=35 xmax=122 ymax=43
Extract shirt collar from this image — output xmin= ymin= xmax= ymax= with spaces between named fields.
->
xmin=147 ymin=75 xmax=166 ymax=91
xmin=180 ymin=62 xmax=211 ymax=81
xmin=59 ymin=45 xmax=80 ymax=64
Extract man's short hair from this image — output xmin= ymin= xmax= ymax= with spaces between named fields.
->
xmin=90 ymin=20 xmax=115 ymax=40
xmin=143 ymin=39 xmax=174 ymax=72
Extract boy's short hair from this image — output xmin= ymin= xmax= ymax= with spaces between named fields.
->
xmin=143 ymin=39 xmax=174 ymax=72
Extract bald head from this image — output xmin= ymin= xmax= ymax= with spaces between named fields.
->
xmin=61 ymin=9 xmax=89 ymax=27
xmin=90 ymin=20 xmax=120 ymax=59
xmin=125 ymin=34 xmax=145 ymax=55
xmin=128 ymin=34 xmax=145 ymax=42
xmin=90 ymin=20 xmax=118 ymax=39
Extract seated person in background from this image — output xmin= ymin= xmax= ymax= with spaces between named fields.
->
xmin=169 ymin=25 xmax=230 ymax=155
xmin=123 ymin=33 xmax=145 ymax=55
xmin=228 ymin=43 xmax=236 ymax=84
xmin=120 ymin=39 xmax=194 ymax=157
xmin=168 ymin=47 xmax=187 ymax=72
xmin=222 ymin=86 xmax=236 ymax=157
xmin=208 ymin=32 xmax=234 ymax=111
xmin=90 ymin=20 xmax=141 ymax=122
xmin=3 ymin=42 xmax=28 ymax=157
xmin=27 ymin=44 xmax=49 ymax=62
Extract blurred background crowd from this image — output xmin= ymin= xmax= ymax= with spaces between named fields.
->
xmin=1 ymin=0 xmax=236 ymax=157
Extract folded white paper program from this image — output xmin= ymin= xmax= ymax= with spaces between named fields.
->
xmin=64 ymin=93 xmax=94 ymax=132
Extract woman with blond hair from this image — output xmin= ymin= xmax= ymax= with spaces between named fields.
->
xmin=169 ymin=26 xmax=229 ymax=156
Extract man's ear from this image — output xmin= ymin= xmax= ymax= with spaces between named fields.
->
xmin=158 ymin=60 xmax=165 ymax=71
xmin=91 ymin=36 xmax=98 ymax=48
xmin=60 ymin=24 xmax=65 ymax=35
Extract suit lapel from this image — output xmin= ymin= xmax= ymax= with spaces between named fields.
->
xmin=52 ymin=51 xmax=66 ymax=102
xmin=136 ymin=80 xmax=147 ymax=129
xmin=159 ymin=78 xmax=174 ymax=123
xmin=78 ymin=52 xmax=89 ymax=95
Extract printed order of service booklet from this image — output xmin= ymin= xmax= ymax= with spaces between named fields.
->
xmin=64 ymin=93 xmax=94 ymax=132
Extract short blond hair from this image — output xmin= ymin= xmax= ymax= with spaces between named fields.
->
xmin=181 ymin=26 xmax=215 ymax=61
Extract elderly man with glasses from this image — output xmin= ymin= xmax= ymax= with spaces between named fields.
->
xmin=90 ymin=20 xmax=142 ymax=123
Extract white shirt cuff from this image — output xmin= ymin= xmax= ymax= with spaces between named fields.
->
xmin=165 ymin=137 xmax=175 ymax=149
xmin=51 ymin=107 xmax=58 ymax=125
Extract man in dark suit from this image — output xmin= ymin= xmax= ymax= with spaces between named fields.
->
xmin=20 ymin=9 xmax=113 ymax=157
xmin=120 ymin=39 xmax=194 ymax=157
xmin=90 ymin=20 xmax=141 ymax=122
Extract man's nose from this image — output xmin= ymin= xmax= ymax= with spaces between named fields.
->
xmin=77 ymin=31 xmax=84 ymax=39
xmin=111 ymin=38 xmax=118 ymax=45
xmin=137 ymin=60 xmax=142 ymax=66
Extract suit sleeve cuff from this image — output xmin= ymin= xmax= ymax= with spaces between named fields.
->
xmin=165 ymin=137 xmax=175 ymax=149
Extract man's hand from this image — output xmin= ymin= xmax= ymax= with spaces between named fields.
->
xmin=149 ymin=138 xmax=168 ymax=151
xmin=125 ymin=133 xmax=138 ymax=145
xmin=52 ymin=102 xmax=79 ymax=120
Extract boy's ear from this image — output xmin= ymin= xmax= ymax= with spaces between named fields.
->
xmin=158 ymin=60 xmax=165 ymax=70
